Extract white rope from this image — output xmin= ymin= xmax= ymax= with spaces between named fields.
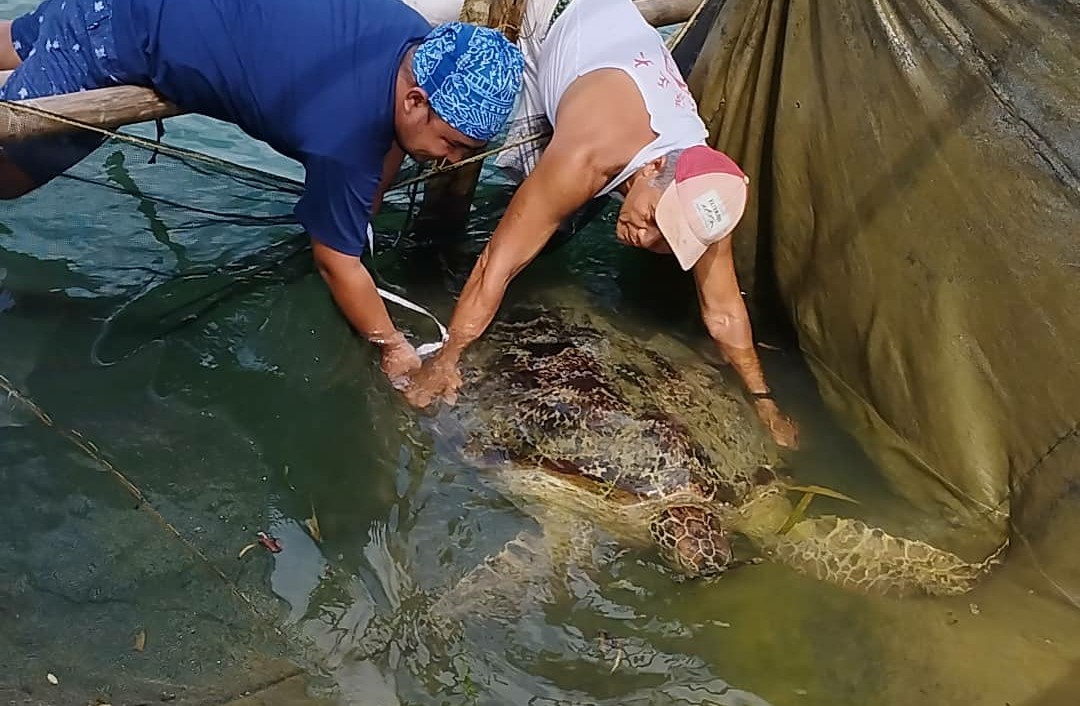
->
xmin=368 ymin=224 xmax=449 ymax=359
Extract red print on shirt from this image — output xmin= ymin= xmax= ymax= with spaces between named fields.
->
xmin=660 ymin=50 xmax=692 ymax=109
xmin=633 ymin=52 xmax=653 ymax=68
xmin=662 ymin=50 xmax=689 ymax=93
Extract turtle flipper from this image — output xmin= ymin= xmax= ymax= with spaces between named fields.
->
xmin=428 ymin=529 xmax=558 ymax=625
xmin=427 ymin=513 xmax=598 ymax=629
xmin=351 ymin=530 xmax=555 ymax=660
xmin=759 ymin=515 xmax=1008 ymax=597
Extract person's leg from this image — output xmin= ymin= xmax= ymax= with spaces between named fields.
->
xmin=0 ymin=0 xmax=58 ymax=70
xmin=0 ymin=4 xmax=52 ymax=194
xmin=0 ymin=32 xmax=52 ymax=199
xmin=0 ymin=22 xmax=22 ymax=70
xmin=0 ymin=0 xmax=118 ymax=198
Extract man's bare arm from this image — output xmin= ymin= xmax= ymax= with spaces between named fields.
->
xmin=402 ymin=68 xmax=657 ymax=407
xmin=692 ymin=237 xmax=767 ymax=391
xmin=447 ymin=145 xmax=606 ymax=356
xmin=423 ymin=70 xmax=646 ymax=364
xmin=692 ymin=237 xmax=799 ymax=448
xmin=311 ymin=238 xmax=420 ymax=379
xmin=401 ymin=141 xmax=610 ymax=407
xmin=309 ymin=139 xmax=405 ymax=348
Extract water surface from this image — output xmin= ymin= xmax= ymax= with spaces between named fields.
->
xmin=1 ymin=3 xmax=1078 ymax=703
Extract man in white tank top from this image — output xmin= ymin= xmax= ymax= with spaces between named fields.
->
xmin=404 ymin=0 xmax=798 ymax=449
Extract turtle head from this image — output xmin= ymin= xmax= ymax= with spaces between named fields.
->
xmin=649 ymin=506 xmax=734 ymax=578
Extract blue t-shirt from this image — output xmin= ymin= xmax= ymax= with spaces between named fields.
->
xmin=112 ymin=0 xmax=432 ymax=257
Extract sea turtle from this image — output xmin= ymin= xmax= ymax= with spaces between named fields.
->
xmin=353 ymin=303 xmax=1008 ymax=657
xmin=435 ymin=303 xmax=1008 ymax=598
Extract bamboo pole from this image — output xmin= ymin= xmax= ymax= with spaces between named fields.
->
xmin=0 ymin=71 xmax=180 ymax=140
xmin=0 ymin=0 xmax=700 ymax=143
xmin=635 ymin=0 xmax=703 ymax=28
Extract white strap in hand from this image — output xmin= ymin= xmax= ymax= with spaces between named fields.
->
xmin=368 ymin=223 xmax=449 ymax=358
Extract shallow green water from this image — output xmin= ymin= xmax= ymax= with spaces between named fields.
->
xmin=2 ymin=3 xmax=1080 ymax=703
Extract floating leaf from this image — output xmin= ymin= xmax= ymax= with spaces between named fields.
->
xmin=305 ymin=502 xmax=322 ymax=543
xmin=133 ymin=629 xmax=146 ymax=652
xmin=777 ymin=492 xmax=815 ymax=535
xmin=237 ymin=542 xmax=259 ymax=560
xmin=46 ymin=673 xmax=58 ymax=685
xmin=779 ymin=483 xmax=859 ymax=504
xmin=609 ymin=648 xmax=623 ymax=674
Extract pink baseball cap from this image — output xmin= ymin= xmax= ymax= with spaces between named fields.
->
xmin=654 ymin=145 xmax=750 ymax=270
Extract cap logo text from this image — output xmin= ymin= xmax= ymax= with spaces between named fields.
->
xmin=692 ymin=190 xmax=731 ymax=239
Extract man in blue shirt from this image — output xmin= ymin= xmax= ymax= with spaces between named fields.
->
xmin=0 ymin=0 xmax=524 ymax=383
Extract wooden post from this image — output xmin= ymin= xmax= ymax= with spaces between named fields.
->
xmin=412 ymin=0 xmax=515 ymax=240
xmin=487 ymin=0 xmax=529 ymax=40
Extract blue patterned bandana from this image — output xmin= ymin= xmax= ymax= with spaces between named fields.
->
xmin=412 ymin=22 xmax=524 ymax=143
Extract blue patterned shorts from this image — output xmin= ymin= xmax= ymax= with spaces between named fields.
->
xmin=1 ymin=0 xmax=128 ymax=186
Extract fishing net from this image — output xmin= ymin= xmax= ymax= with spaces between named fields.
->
xmin=0 ymin=93 xmax=347 ymax=701
xmin=0 ymin=91 xmax=559 ymax=704
xmin=687 ymin=0 xmax=1080 ymax=611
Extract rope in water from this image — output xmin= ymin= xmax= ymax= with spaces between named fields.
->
xmin=0 ymin=99 xmax=306 ymax=189
xmin=0 ymin=90 xmax=546 ymax=195
xmin=0 ymin=93 xmax=554 ymax=198
xmin=0 ymin=372 xmax=288 ymax=639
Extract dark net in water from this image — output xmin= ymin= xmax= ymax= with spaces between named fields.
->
xmin=0 ymin=101 xmax=355 ymax=705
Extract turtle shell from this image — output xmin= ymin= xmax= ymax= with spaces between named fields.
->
xmin=458 ymin=306 xmax=781 ymax=507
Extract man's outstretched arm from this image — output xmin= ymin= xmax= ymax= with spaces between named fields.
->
xmin=299 ymin=148 xmax=417 ymax=384
xmin=403 ymin=140 xmax=610 ymax=407
xmin=311 ymin=239 xmax=420 ymax=383
xmin=692 ymin=236 xmax=799 ymax=448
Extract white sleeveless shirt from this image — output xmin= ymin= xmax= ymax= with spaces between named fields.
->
xmin=537 ymin=0 xmax=710 ymax=195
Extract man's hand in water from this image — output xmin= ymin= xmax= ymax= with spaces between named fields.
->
xmin=402 ymin=351 xmax=463 ymax=408
xmin=753 ymin=397 xmax=800 ymax=449
xmin=378 ymin=332 xmax=422 ymax=389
